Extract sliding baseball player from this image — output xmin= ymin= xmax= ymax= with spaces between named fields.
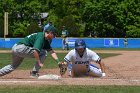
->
xmin=60 ymin=39 xmax=106 ymax=77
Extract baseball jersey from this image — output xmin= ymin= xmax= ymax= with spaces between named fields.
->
xmin=64 ymin=48 xmax=101 ymax=74
xmin=17 ymin=32 xmax=52 ymax=53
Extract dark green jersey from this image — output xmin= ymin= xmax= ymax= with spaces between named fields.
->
xmin=17 ymin=32 xmax=52 ymax=53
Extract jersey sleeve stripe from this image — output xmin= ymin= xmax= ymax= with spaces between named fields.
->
xmin=96 ymin=58 xmax=101 ymax=63
xmin=64 ymin=58 xmax=71 ymax=63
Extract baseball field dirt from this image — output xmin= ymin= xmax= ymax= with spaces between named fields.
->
xmin=0 ymin=50 xmax=140 ymax=86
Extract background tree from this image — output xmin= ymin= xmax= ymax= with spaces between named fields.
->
xmin=47 ymin=0 xmax=85 ymax=37
xmin=82 ymin=0 xmax=140 ymax=37
xmin=0 ymin=0 xmax=139 ymax=37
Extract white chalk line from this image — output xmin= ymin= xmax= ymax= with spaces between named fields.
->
xmin=0 ymin=78 xmax=140 ymax=83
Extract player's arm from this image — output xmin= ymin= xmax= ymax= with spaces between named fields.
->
xmin=98 ymin=59 xmax=106 ymax=76
xmin=33 ymin=49 xmax=43 ymax=67
xmin=48 ymin=49 xmax=68 ymax=76
xmin=33 ymin=37 xmax=44 ymax=67
xmin=63 ymin=50 xmax=74 ymax=67
xmin=90 ymin=50 xmax=106 ymax=77
xmin=48 ymin=49 xmax=61 ymax=63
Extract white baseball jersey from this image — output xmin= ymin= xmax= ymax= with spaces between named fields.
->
xmin=64 ymin=48 xmax=101 ymax=76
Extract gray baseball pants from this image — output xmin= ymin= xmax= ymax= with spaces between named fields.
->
xmin=0 ymin=44 xmax=46 ymax=76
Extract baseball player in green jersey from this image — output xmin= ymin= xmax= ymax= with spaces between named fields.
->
xmin=0 ymin=25 xmax=62 ymax=78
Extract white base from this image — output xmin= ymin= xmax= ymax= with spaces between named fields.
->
xmin=38 ymin=74 xmax=61 ymax=80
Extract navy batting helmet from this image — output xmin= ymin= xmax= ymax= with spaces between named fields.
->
xmin=75 ymin=39 xmax=86 ymax=49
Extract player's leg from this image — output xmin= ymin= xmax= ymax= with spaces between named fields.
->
xmin=62 ymin=38 xmax=65 ymax=50
xmin=12 ymin=44 xmax=41 ymax=77
xmin=66 ymin=43 xmax=69 ymax=50
xmin=65 ymin=38 xmax=69 ymax=50
xmin=88 ymin=64 xmax=102 ymax=77
xmin=31 ymin=49 xmax=46 ymax=77
xmin=0 ymin=46 xmax=24 ymax=76
xmin=12 ymin=44 xmax=35 ymax=58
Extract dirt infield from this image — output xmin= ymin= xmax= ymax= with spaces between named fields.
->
xmin=0 ymin=50 xmax=140 ymax=86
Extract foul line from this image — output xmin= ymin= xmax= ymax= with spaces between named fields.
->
xmin=0 ymin=78 xmax=140 ymax=83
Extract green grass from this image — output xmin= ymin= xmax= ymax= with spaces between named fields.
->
xmin=0 ymin=85 xmax=140 ymax=93
xmin=0 ymin=53 xmax=120 ymax=70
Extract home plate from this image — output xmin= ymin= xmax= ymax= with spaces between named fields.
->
xmin=38 ymin=74 xmax=61 ymax=80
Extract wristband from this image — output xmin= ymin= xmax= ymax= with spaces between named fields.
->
xmin=55 ymin=59 xmax=60 ymax=63
xmin=102 ymin=73 xmax=106 ymax=77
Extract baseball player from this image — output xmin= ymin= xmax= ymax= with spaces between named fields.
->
xmin=61 ymin=26 xmax=69 ymax=50
xmin=0 ymin=25 xmax=62 ymax=77
xmin=42 ymin=22 xmax=53 ymax=57
xmin=62 ymin=39 xmax=106 ymax=77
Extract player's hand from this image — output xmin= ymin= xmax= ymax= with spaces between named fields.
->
xmin=102 ymin=73 xmax=106 ymax=77
xmin=38 ymin=60 xmax=43 ymax=67
xmin=58 ymin=62 xmax=67 ymax=76
xmin=39 ymin=63 xmax=43 ymax=67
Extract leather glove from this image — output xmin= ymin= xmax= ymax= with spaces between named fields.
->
xmin=58 ymin=62 xmax=67 ymax=76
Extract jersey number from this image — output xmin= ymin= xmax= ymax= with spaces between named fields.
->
xmin=27 ymin=33 xmax=37 ymax=38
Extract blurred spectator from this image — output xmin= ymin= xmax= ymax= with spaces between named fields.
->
xmin=124 ymin=36 xmax=128 ymax=48
xmin=61 ymin=26 xmax=69 ymax=50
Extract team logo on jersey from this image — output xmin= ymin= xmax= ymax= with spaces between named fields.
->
xmin=75 ymin=61 xmax=89 ymax=64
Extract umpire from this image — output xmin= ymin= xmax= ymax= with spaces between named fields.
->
xmin=0 ymin=25 xmax=61 ymax=77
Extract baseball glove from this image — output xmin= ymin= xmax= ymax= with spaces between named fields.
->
xmin=58 ymin=62 xmax=67 ymax=76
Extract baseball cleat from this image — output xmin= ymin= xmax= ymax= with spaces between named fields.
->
xmin=30 ymin=71 xmax=39 ymax=78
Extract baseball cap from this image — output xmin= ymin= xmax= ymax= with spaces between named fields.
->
xmin=44 ymin=25 xmax=56 ymax=36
